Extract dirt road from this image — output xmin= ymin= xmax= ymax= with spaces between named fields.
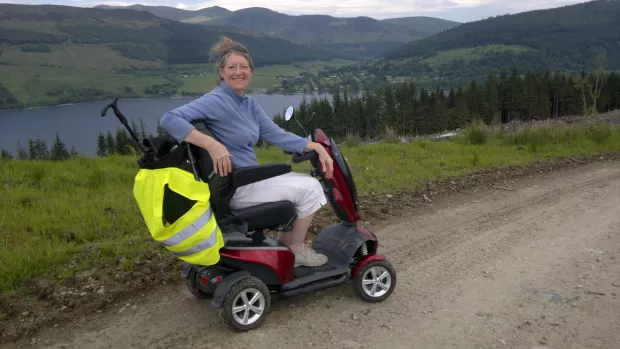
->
xmin=11 ymin=160 xmax=620 ymax=349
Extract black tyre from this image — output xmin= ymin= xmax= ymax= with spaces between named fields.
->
xmin=219 ymin=276 xmax=271 ymax=331
xmin=353 ymin=260 xmax=396 ymax=302
xmin=186 ymin=269 xmax=212 ymax=299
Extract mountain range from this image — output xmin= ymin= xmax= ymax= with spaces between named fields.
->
xmin=1 ymin=0 xmax=619 ymax=111
xmin=383 ymin=0 xmax=619 ymax=67
xmin=318 ymin=0 xmax=619 ymax=89
xmin=0 ymin=3 xmax=355 ymax=110
xmin=92 ymin=0 xmax=620 ymax=74
xmin=94 ymin=4 xmax=460 ymax=58
xmin=0 ymin=4 xmax=347 ymax=66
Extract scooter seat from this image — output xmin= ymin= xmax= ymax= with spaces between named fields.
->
xmin=231 ymin=200 xmax=297 ymax=231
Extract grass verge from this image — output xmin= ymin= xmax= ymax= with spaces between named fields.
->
xmin=2 ymin=121 xmax=620 ymax=294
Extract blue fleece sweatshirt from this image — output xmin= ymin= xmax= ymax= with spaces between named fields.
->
xmin=159 ymin=81 xmax=308 ymax=169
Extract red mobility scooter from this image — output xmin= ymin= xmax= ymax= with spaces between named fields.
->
xmin=101 ymin=100 xmax=396 ymax=331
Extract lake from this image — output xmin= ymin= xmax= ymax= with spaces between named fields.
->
xmin=0 ymin=93 xmax=333 ymax=157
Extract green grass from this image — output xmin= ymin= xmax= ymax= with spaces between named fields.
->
xmin=396 ymin=44 xmax=537 ymax=68
xmin=178 ymin=58 xmax=355 ymax=94
xmin=254 ymin=64 xmax=307 ymax=76
xmin=251 ymin=59 xmax=356 ymax=76
xmin=0 ymin=19 xmax=67 ymax=34
xmin=1 ymin=121 xmax=619 ymax=293
xmin=0 ymin=44 xmax=161 ymax=71
xmin=0 ymin=65 xmax=171 ymax=105
xmin=180 ymin=73 xmax=281 ymax=94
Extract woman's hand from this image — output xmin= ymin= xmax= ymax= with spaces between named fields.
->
xmin=305 ymin=141 xmax=333 ymax=179
xmin=204 ymin=140 xmax=233 ymax=176
xmin=184 ymin=129 xmax=233 ymax=176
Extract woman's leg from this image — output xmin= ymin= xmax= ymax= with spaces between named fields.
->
xmin=279 ymin=214 xmax=313 ymax=253
xmin=286 ymin=213 xmax=327 ymax=267
xmin=229 ymin=172 xmax=328 ymax=266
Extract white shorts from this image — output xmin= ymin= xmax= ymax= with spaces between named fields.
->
xmin=229 ymin=172 xmax=327 ymax=219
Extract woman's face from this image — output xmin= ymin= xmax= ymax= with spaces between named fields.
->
xmin=220 ymin=53 xmax=253 ymax=94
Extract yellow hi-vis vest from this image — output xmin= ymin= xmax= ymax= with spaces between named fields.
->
xmin=133 ymin=167 xmax=224 ymax=265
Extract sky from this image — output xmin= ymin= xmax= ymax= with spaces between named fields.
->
xmin=5 ymin=0 xmax=589 ymax=22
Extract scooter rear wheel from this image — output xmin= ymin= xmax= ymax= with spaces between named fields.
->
xmin=186 ymin=269 xmax=212 ymax=299
xmin=219 ymin=276 xmax=271 ymax=331
xmin=353 ymin=260 xmax=396 ymax=302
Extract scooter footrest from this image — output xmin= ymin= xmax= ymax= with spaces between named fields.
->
xmin=294 ymin=266 xmax=315 ymax=278
xmin=294 ymin=264 xmax=337 ymax=278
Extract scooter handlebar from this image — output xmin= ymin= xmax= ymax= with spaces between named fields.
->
xmin=100 ymin=97 xmax=128 ymax=125
xmin=99 ymin=97 xmax=147 ymax=154
xmin=291 ymin=150 xmax=317 ymax=163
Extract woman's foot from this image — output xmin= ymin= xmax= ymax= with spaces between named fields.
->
xmin=294 ymin=245 xmax=328 ymax=267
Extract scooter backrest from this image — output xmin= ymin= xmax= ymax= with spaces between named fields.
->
xmin=190 ymin=120 xmax=236 ymax=220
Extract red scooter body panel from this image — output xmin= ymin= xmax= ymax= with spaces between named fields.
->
xmin=355 ymin=225 xmax=378 ymax=242
xmin=351 ymin=254 xmax=386 ymax=278
xmin=220 ymin=248 xmax=296 ymax=284
xmin=314 ymin=128 xmax=361 ymax=223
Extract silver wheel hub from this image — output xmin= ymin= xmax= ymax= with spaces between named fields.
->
xmin=361 ymin=266 xmax=391 ymax=297
xmin=232 ymin=288 xmax=265 ymax=325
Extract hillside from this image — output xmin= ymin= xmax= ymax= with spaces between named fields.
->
xmin=94 ymin=4 xmax=231 ymax=21
xmin=203 ymin=7 xmax=431 ymax=42
xmin=380 ymin=16 xmax=461 ymax=37
xmin=0 ymin=4 xmax=343 ymax=66
xmin=371 ymin=0 xmax=620 ymax=83
xmin=96 ymin=5 xmax=460 ymax=58
xmin=0 ymin=4 xmax=348 ymax=110
xmin=200 ymin=7 xmax=460 ymax=57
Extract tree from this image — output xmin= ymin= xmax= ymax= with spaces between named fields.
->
xmin=484 ymin=71 xmax=500 ymax=124
xmin=574 ymin=48 xmax=609 ymax=115
xmin=70 ymin=146 xmax=79 ymax=158
xmin=115 ymin=128 xmax=127 ymax=155
xmin=28 ymin=137 xmax=49 ymax=160
xmin=51 ymin=133 xmax=70 ymax=161
xmin=16 ymin=141 xmax=28 ymax=160
xmin=589 ymin=47 xmax=608 ymax=115
xmin=139 ymin=118 xmax=148 ymax=139
xmin=97 ymin=132 xmax=107 ymax=156
xmin=1 ymin=149 xmax=13 ymax=160
xmin=573 ymin=71 xmax=590 ymax=116
xmin=106 ymin=131 xmax=115 ymax=155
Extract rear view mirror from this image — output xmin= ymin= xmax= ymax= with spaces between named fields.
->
xmin=284 ymin=106 xmax=294 ymax=121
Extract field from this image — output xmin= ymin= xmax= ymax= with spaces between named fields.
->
xmin=180 ymin=73 xmax=280 ymax=93
xmin=0 ymin=44 xmax=161 ymax=71
xmin=178 ymin=58 xmax=356 ymax=93
xmin=420 ymin=44 xmax=536 ymax=67
xmin=0 ymin=65 xmax=170 ymax=105
xmin=0 ymin=57 xmax=356 ymax=108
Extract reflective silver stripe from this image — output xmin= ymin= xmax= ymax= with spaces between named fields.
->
xmin=174 ymin=225 xmax=219 ymax=256
xmin=161 ymin=207 xmax=213 ymax=246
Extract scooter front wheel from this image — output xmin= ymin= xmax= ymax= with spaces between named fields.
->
xmin=219 ymin=276 xmax=271 ymax=331
xmin=353 ymin=260 xmax=396 ymax=302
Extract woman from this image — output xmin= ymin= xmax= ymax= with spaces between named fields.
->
xmin=159 ymin=37 xmax=333 ymax=267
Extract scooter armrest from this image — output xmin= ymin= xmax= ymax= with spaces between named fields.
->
xmin=232 ymin=163 xmax=292 ymax=188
